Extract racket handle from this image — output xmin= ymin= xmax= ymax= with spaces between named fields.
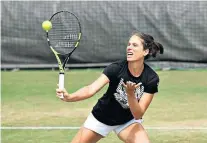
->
xmin=58 ymin=73 xmax=64 ymax=99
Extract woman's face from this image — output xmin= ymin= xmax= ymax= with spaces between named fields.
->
xmin=126 ymin=35 xmax=149 ymax=62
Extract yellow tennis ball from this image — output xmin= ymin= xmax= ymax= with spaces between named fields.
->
xmin=42 ymin=20 xmax=52 ymax=31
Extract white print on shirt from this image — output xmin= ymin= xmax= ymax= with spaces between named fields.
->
xmin=114 ymin=78 xmax=144 ymax=109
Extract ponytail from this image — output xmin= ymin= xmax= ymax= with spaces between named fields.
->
xmin=149 ymin=42 xmax=164 ymax=58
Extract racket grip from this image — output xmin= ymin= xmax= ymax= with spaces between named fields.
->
xmin=58 ymin=73 xmax=64 ymax=99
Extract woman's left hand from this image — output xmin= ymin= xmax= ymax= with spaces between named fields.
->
xmin=123 ymin=81 xmax=141 ymax=96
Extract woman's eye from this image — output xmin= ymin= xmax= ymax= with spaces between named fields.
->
xmin=133 ymin=43 xmax=138 ymax=47
xmin=128 ymin=43 xmax=131 ymax=46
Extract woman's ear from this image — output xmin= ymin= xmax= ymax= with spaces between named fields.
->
xmin=144 ymin=49 xmax=149 ymax=56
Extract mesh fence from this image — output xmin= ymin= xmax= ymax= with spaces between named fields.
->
xmin=1 ymin=1 xmax=207 ymax=69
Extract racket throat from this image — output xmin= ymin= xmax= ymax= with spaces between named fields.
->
xmin=62 ymin=54 xmax=71 ymax=68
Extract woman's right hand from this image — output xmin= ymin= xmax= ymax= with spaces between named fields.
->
xmin=56 ymin=84 xmax=70 ymax=101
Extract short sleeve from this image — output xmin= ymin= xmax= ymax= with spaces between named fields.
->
xmin=103 ymin=63 xmax=121 ymax=81
xmin=144 ymin=76 xmax=159 ymax=94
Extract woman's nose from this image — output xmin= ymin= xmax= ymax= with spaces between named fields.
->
xmin=127 ymin=47 xmax=133 ymax=50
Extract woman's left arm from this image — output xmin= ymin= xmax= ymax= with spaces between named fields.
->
xmin=123 ymin=81 xmax=154 ymax=120
xmin=127 ymin=92 xmax=154 ymax=120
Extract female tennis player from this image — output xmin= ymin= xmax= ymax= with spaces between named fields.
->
xmin=56 ymin=31 xmax=164 ymax=143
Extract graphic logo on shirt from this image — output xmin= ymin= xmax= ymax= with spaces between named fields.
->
xmin=114 ymin=78 xmax=144 ymax=109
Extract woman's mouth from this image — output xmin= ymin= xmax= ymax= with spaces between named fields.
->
xmin=127 ymin=52 xmax=133 ymax=56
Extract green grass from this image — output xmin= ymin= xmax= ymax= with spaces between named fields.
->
xmin=2 ymin=130 xmax=207 ymax=143
xmin=1 ymin=69 xmax=207 ymax=143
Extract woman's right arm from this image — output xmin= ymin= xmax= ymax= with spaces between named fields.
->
xmin=56 ymin=74 xmax=109 ymax=102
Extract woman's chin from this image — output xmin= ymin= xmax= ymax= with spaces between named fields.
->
xmin=127 ymin=58 xmax=134 ymax=62
xmin=127 ymin=57 xmax=142 ymax=62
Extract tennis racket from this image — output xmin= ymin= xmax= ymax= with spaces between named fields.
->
xmin=45 ymin=11 xmax=82 ymax=98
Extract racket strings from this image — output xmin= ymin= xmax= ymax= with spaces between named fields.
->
xmin=49 ymin=12 xmax=81 ymax=54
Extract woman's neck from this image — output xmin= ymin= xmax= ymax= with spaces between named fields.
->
xmin=128 ymin=60 xmax=144 ymax=77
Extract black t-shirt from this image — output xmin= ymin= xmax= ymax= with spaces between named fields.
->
xmin=92 ymin=60 xmax=159 ymax=126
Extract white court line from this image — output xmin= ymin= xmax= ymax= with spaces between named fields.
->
xmin=0 ymin=127 xmax=80 ymax=130
xmin=145 ymin=127 xmax=207 ymax=130
xmin=1 ymin=126 xmax=207 ymax=130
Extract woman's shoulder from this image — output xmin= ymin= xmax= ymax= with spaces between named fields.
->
xmin=144 ymin=63 xmax=159 ymax=80
xmin=109 ymin=60 xmax=127 ymax=68
xmin=103 ymin=60 xmax=127 ymax=80
xmin=104 ymin=60 xmax=127 ymax=75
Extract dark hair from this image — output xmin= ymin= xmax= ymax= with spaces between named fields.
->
xmin=131 ymin=31 xmax=164 ymax=59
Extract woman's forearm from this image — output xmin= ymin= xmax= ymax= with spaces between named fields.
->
xmin=127 ymin=93 xmax=144 ymax=119
xmin=65 ymin=85 xmax=93 ymax=102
